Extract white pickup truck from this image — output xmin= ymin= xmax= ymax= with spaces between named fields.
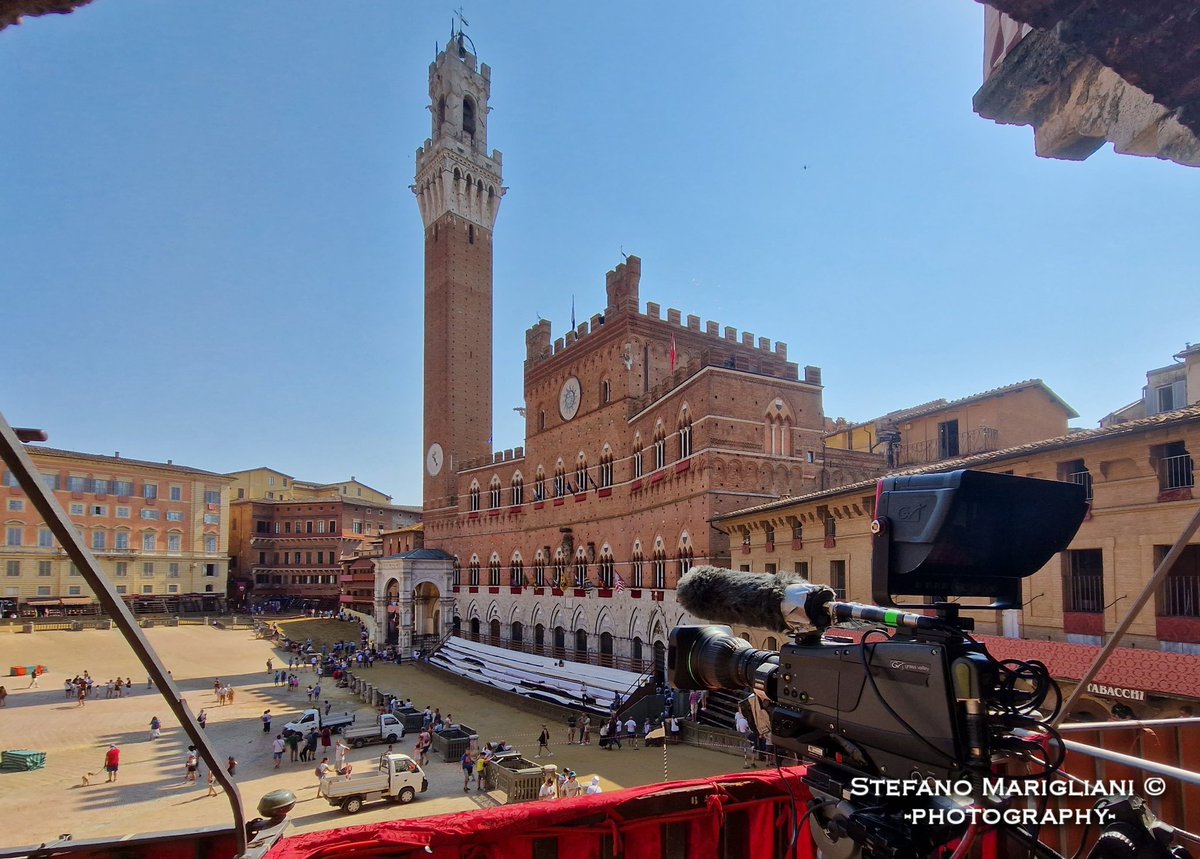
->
xmin=341 ymin=713 xmax=406 ymax=748
xmin=322 ymin=752 xmax=428 ymax=814
xmin=283 ymin=708 xmax=355 ymax=735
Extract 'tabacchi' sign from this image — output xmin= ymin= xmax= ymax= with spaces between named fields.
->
xmin=1085 ymin=682 xmax=1146 ymax=702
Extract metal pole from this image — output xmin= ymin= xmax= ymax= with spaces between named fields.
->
xmin=0 ymin=412 xmax=248 ymax=855
xmin=1060 ymin=737 xmax=1200 ymax=787
xmin=1054 ymin=504 xmax=1200 ymax=726
xmin=1056 ymin=716 xmax=1200 ymax=732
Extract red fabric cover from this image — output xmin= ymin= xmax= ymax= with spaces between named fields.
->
xmin=267 ymin=768 xmax=813 ymax=859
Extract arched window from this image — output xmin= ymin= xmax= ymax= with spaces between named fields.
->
xmin=599 ymin=552 xmax=615 ymax=589
xmin=601 ymin=379 xmax=611 ymax=404
xmin=437 ymin=96 xmax=446 ymax=128
xmin=468 ymin=481 xmax=480 ymax=512
xmin=468 ymin=557 xmax=481 ymax=587
xmin=489 ymin=555 xmax=501 ymax=586
xmin=510 ymin=556 xmax=525 ymax=587
xmin=535 ymin=467 xmax=546 ymax=502
xmin=462 ymin=96 xmax=476 ymax=135
xmin=631 ymin=545 xmax=645 ymax=588
xmin=599 ymin=448 xmax=614 ymax=488
xmin=677 ymin=545 xmax=694 ymax=578
xmin=575 ymin=453 xmax=588 ymax=494
xmin=554 ymin=463 xmax=566 ymax=498
xmin=452 ymin=556 xmax=461 ymax=587
xmin=653 ymin=549 xmax=667 ymax=590
xmin=633 ymin=436 xmax=644 ymax=479
xmin=679 ymin=411 xmax=693 ymax=459
xmin=511 ymin=473 xmax=524 ymax=506
xmin=539 ymin=410 xmax=546 ymax=431
xmin=653 ymin=425 xmax=667 ymax=470
xmin=575 ymin=553 xmax=588 ymax=589
xmin=489 ymin=477 xmax=501 ymax=509
xmin=533 ymin=554 xmax=546 ymax=587
xmin=553 ymin=553 xmax=566 ymax=588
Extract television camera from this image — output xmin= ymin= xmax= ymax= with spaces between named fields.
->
xmin=671 ymin=470 xmax=1187 ymax=859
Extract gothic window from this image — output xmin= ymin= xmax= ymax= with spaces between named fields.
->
xmin=601 ymin=379 xmax=611 ymax=404
xmin=679 ymin=412 xmax=693 ymax=459
xmin=489 ymin=477 xmax=502 ymax=509
xmin=533 ymin=555 xmax=546 ymax=587
xmin=452 ymin=556 xmax=461 ymax=587
xmin=469 ymin=482 xmax=481 ymax=512
xmin=510 ymin=556 xmax=525 ymax=587
xmin=462 ymin=95 xmax=476 ymax=136
xmin=653 ymin=549 xmax=667 ymax=590
xmin=511 ymin=473 xmax=524 ymax=506
xmin=554 ymin=464 xmax=566 ymax=498
xmin=489 ymin=555 xmax=501 ymax=586
xmin=535 ymin=467 xmax=546 ymax=502
xmin=575 ymin=454 xmax=588 ymax=494
xmin=677 ymin=546 xmax=694 ymax=579
xmin=553 ymin=555 xmax=566 ymax=588
xmin=575 ymin=554 xmax=588 ymax=589
xmin=599 ymin=553 xmax=615 ymax=589
xmin=539 ymin=410 xmax=547 ymax=431
xmin=632 ymin=546 xmax=644 ymax=588
xmin=654 ymin=426 xmax=667 ymax=470
xmin=599 ymin=448 xmax=614 ymax=488
xmin=468 ymin=557 xmax=480 ymax=587
xmin=633 ymin=437 xmax=644 ymax=479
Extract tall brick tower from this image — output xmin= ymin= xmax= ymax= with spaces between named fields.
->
xmin=413 ymin=31 xmax=504 ymax=510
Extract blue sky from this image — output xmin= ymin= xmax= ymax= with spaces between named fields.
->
xmin=2 ymin=2 xmax=1197 ymax=505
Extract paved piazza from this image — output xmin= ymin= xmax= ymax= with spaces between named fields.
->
xmin=0 ymin=620 xmax=740 ymax=849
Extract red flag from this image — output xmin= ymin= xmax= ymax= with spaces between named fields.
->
xmin=670 ymin=335 xmax=677 ymax=372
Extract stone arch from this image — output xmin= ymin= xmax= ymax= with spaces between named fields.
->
xmin=549 ymin=604 xmax=564 ymax=630
xmin=530 ymin=603 xmax=544 ymax=628
xmin=570 ymin=605 xmax=588 ymax=632
xmin=508 ymin=603 xmax=526 ymax=624
xmin=486 ymin=600 xmax=501 ymax=622
xmin=465 ymin=599 xmax=481 ymax=621
xmin=627 ymin=607 xmax=643 ymax=640
xmin=594 ymin=607 xmax=615 ymax=637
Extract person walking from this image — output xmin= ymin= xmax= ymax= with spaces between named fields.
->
xmin=103 ymin=744 xmax=120 ymax=782
xmin=27 ymin=668 xmax=39 ymax=688
xmin=206 ymin=770 xmax=218 ymax=797
xmin=626 ymin=716 xmax=639 ymax=749
xmin=185 ymin=746 xmax=199 ymax=782
xmin=416 ymin=729 xmax=431 ymax=766
xmin=536 ymin=724 xmax=552 ymax=758
xmin=149 ymin=716 xmax=161 ymax=739
xmin=304 ymin=728 xmax=319 ymax=763
xmin=460 ymin=750 xmax=474 ymax=793
xmin=0 ymin=685 xmax=7 ymax=707
xmin=198 ymin=709 xmax=208 ymax=730
xmin=286 ymin=730 xmax=301 ymax=762
xmin=320 ymin=725 xmax=332 ymax=751
xmin=226 ymin=755 xmax=238 ymax=776
xmin=272 ymin=735 xmax=285 ymax=769
xmin=580 ymin=713 xmax=591 ymax=745
xmin=567 ymin=713 xmax=577 ymax=745
xmin=262 ymin=710 xmax=272 ymax=733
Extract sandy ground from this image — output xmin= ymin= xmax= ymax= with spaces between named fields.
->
xmin=0 ymin=621 xmax=743 ymax=850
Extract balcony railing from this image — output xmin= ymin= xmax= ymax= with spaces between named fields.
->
xmin=1158 ymin=575 xmax=1200 ymax=618
xmin=895 ymin=426 xmax=1000 ymax=465
xmin=1067 ymin=470 xmax=1094 ymax=501
xmin=1160 ymin=454 xmax=1195 ymax=491
xmin=1063 ymin=574 xmax=1104 ymax=614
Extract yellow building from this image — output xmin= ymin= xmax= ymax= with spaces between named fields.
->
xmin=717 ymin=405 xmax=1199 ymax=650
xmin=226 ymin=467 xmax=394 ymax=505
xmin=2 ymin=446 xmax=233 ymax=612
xmin=824 ymin=379 xmax=1076 ymax=469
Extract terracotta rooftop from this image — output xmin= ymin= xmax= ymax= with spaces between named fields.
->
xmin=718 ymin=404 xmax=1200 ymax=522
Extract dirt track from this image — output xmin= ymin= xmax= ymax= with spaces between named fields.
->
xmin=0 ymin=621 xmax=743 ymax=849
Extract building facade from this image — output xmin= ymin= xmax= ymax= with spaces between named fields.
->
xmin=716 ymin=405 xmax=1200 ymax=717
xmin=2 ymin=447 xmax=232 ymax=612
xmin=228 ymin=495 xmax=419 ymax=609
xmin=405 ymin=34 xmax=880 ymax=674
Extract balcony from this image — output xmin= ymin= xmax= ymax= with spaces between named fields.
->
xmin=1159 ymin=454 xmax=1195 ymax=494
xmin=896 ymin=426 xmax=1000 ymax=466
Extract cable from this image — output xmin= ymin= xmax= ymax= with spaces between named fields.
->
xmin=858 ymin=629 xmax=962 ymax=767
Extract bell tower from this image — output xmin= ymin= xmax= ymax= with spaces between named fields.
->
xmin=414 ymin=30 xmax=505 ymax=510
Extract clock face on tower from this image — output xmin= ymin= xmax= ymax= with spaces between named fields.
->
xmin=559 ymin=376 xmax=582 ymax=421
xmin=426 ymin=443 xmax=444 ymax=477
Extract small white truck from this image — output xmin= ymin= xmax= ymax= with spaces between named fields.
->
xmin=322 ymin=752 xmax=429 ymax=814
xmin=341 ymin=713 xmax=406 ymax=748
xmin=283 ymin=708 xmax=355 ymax=735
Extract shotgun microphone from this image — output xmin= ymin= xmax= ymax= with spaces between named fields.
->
xmin=676 ymin=566 xmax=836 ymax=634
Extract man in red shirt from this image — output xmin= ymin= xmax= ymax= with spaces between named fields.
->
xmin=104 ymin=744 xmax=120 ymax=783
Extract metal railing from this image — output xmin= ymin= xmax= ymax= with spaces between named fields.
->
xmin=1158 ymin=574 xmax=1200 ymax=617
xmin=895 ymin=426 xmax=1000 ymax=465
xmin=1161 ymin=453 xmax=1196 ymax=490
xmin=1067 ymin=469 xmax=1094 ymax=501
xmin=1063 ymin=574 xmax=1104 ymax=613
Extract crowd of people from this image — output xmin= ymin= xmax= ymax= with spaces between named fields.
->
xmin=64 ymin=672 xmax=135 ymax=706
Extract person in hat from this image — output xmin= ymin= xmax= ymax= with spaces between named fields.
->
xmin=586 ymin=775 xmax=603 ymax=795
